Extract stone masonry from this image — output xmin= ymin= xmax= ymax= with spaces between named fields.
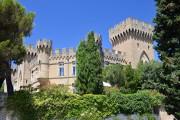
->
xmin=4 ymin=17 xmax=154 ymax=92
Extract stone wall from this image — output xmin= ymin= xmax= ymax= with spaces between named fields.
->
xmin=0 ymin=93 xmax=17 ymax=120
xmin=109 ymin=18 xmax=154 ymax=68
xmin=105 ymin=108 xmax=175 ymax=120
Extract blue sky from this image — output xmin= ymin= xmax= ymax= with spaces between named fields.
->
xmin=18 ymin=0 xmax=158 ymax=59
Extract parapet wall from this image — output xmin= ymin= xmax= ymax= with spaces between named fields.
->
xmin=49 ymin=48 xmax=76 ymax=61
xmin=103 ymin=48 xmax=127 ymax=64
xmin=109 ymin=18 xmax=154 ymax=46
xmin=49 ymin=48 xmax=127 ymax=64
xmin=52 ymin=48 xmax=76 ymax=56
xmin=37 ymin=39 xmax=52 ymax=49
xmin=26 ymin=44 xmax=37 ymax=57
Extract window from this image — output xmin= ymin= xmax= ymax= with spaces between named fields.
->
xmin=72 ymin=61 xmax=76 ymax=76
xmin=73 ymin=66 xmax=76 ymax=75
xmin=137 ymin=43 xmax=139 ymax=47
xmin=104 ymin=61 xmax=109 ymax=66
xmin=59 ymin=63 xmax=64 ymax=76
xmin=140 ymin=51 xmax=150 ymax=63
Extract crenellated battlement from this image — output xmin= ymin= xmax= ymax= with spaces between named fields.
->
xmin=109 ymin=18 xmax=154 ymax=46
xmin=49 ymin=48 xmax=127 ymax=64
xmin=109 ymin=17 xmax=153 ymax=37
xmin=36 ymin=39 xmax=52 ymax=49
xmin=103 ymin=48 xmax=127 ymax=64
xmin=103 ymin=48 xmax=122 ymax=57
xmin=53 ymin=48 xmax=76 ymax=56
xmin=26 ymin=44 xmax=37 ymax=57
xmin=49 ymin=48 xmax=76 ymax=61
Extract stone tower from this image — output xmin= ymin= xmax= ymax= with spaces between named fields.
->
xmin=36 ymin=39 xmax=52 ymax=86
xmin=24 ymin=45 xmax=37 ymax=86
xmin=109 ymin=18 xmax=154 ymax=68
xmin=94 ymin=33 xmax=104 ymax=65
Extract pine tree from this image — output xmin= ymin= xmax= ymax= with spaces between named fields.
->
xmin=75 ymin=32 xmax=103 ymax=94
xmin=0 ymin=0 xmax=35 ymax=95
xmin=154 ymin=0 xmax=180 ymax=119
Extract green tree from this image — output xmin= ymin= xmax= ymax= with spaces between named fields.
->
xmin=0 ymin=0 xmax=35 ymax=95
xmin=103 ymin=64 xmax=125 ymax=88
xmin=103 ymin=64 xmax=142 ymax=93
xmin=138 ymin=61 xmax=162 ymax=90
xmin=154 ymin=0 xmax=180 ymax=119
xmin=75 ymin=32 xmax=103 ymax=94
xmin=121 ymin=65 xmax=141 ymax=92
xmin=75 ymin=40 xmax=87 ymax=94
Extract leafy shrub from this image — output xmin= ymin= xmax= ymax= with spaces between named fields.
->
xmin=7 ymin=91 xmax=37 ymax=120
xmin=78 ymin=108 xmax=103 ymax=120
xmin=104 ymin=87 xmax=120 ymax=95
xmin=7 ymin=86 xmax=164 ymax=120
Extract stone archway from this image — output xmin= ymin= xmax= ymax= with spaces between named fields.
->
xmin=140 ymin=51 xmax=150 ymax=63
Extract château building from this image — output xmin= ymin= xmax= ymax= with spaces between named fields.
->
xmin=6 ymin=18 xmax=154 ymax=92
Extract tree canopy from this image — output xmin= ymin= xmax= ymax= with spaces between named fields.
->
xmin=0 ymin=0 xmax=35 ymax=95
xmin=138 ymin=61 xmax=162 ymax=90
xmin=154 ymin=0 xmax=180 ymax=119
xmin=103 ymin=64 xmax=125 ymax=88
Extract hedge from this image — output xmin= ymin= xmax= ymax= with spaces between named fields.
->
xmin=6 ymin=86 xmax=164 ymax=120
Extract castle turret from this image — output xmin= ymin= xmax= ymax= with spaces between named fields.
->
xmin=36 ymin=39 xmax=52 ymax=83
xmin=109 ymin=18 xmax=154 ymax=68
xmin=24 ymin=45 xmax=37 ymax=86
xmin=94 ymin=33 xmax=104 ymax=65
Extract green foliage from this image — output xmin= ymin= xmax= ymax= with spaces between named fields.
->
xmin=104 ymin=87 xmax=120 ymax=95
xmin=103 ymin=64 xmax=141 ymax=93
xmin=0 ymin=82 xmax=4 ymax=92
xmin=103 ymin=64 xmax=125 ymax=88
xmin=138 ymin=61 xmax=162 ymax=90
xmin=33 ymin=85 xmax=77 ymax=120
xmin=78 ymin=108 xmax=103 ymax=120
xmin=106 ymin=90 xmax=164 ymax=115
xmin=7 ymin=86 xmax=164 ymax=120
xmin=76 ymin=32 xmax=103 ymax=94
xmin=154 ymin=0 xmax=180 ymax=119
xmin=0 ymin=0 xmax=35 ymax=95
xmin=123 ymin=65 xmax=141 ymax=92
xmin=0 ymin=0 xmax=35 ymax=64
xmin=7 ymin=91 xmax=37 ymax=120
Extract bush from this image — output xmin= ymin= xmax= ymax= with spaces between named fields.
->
xmin=7 ymin=91 xmax=37 ymax=120
xmin=7 ymin=86 xmax=164 ymax=120
xmin=104 ymin=87 xmax=120 ymax=95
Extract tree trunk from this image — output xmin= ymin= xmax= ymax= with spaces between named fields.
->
xmin=5 ymin=61 xmax=14 ymax=96
xmin=0 ymin=78 xmax=4 ymax=88
xmin=0 ymin=68 xmax=5 ymax=90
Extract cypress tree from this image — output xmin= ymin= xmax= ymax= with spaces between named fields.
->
xmin=154 ymin=0 xmax=180 ymax=119
xmin=75 ymin=32 xmax=103 ymax=94
xmin=76 ymin=40 xmax=87 ymax=94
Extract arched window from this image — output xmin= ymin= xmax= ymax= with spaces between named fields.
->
xmin=140 ymin=51 xmax=150 ymax=63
